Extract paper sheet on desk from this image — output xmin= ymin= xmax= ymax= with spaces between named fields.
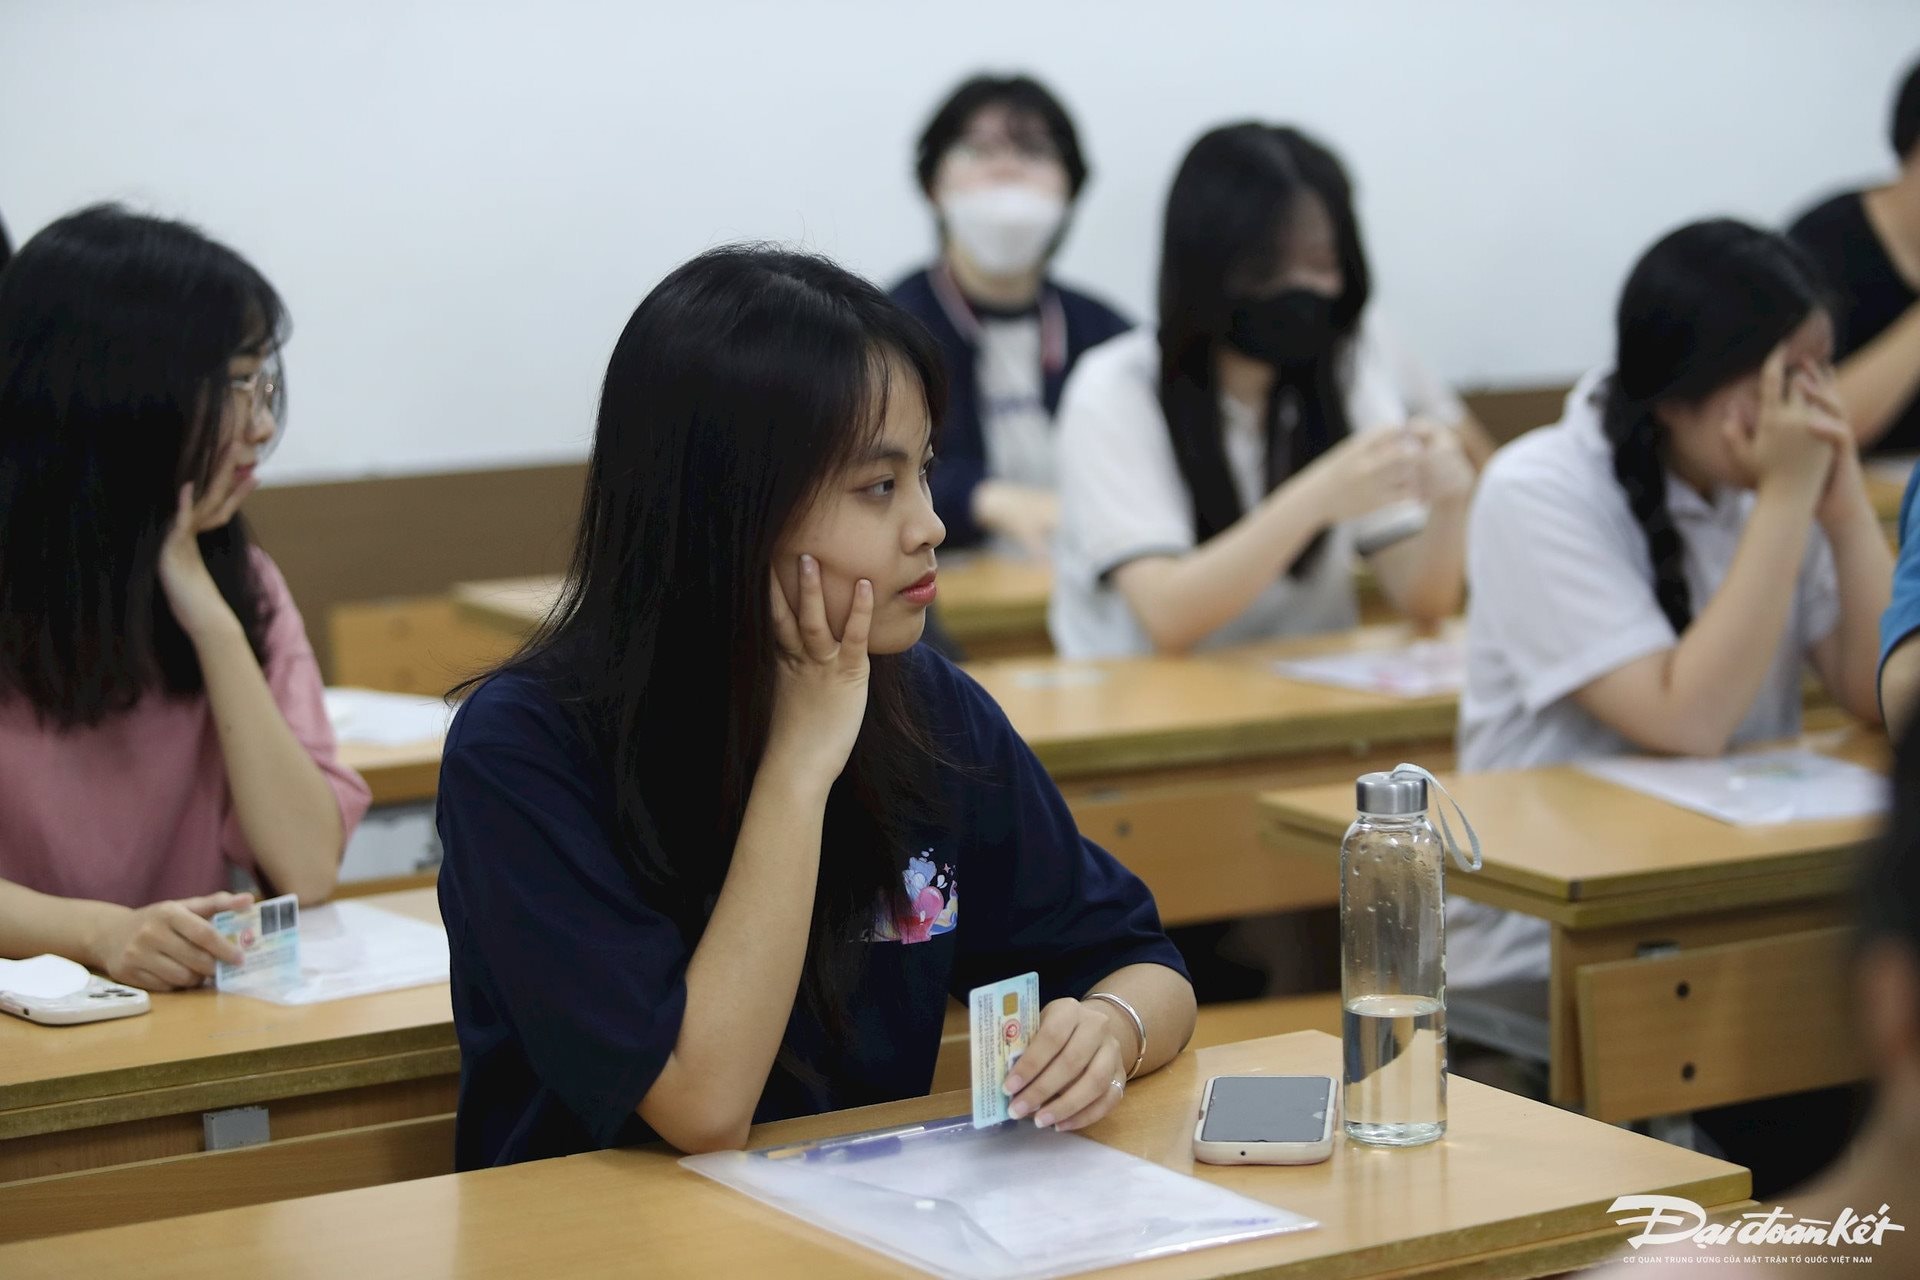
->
xmin=232 ymin=901 xmax=448 ymax=1005
xmin=683 ymin=1115 xmax=1312 ymax=1280
xmin=1272 ymin=638 xmax=1464 ymax=698
xmin=324 ymin=687 xmax=452 ymax=747
xmin=1579 ymin=748 xmax=1888 ymax=826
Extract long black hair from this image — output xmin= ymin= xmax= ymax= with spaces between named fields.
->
xmin=1603 ymin=219 xmax=1829 ymax=634
xmin=1156 ymin=123 xmax=1369 ymax=571
xmin=479 ymin=244 xmax=948 ymax=1029
xmin=0 ymin=204 xmax=283 ymax=729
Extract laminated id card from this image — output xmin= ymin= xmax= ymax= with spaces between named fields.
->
xmin=968 ymin=970 xmax=1038 ymax=1128
xmin=213 ymin=893 xmax=301 ymax=996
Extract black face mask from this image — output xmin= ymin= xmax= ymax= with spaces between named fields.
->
xmin=1225 ymin=287 xmax=1337 ymax=367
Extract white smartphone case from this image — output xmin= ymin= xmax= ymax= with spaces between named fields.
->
xmin=1192 ymin=1074 xmax=1338 ymax=1166
xmin=0 ymin=974 xmax=151 ymax=1025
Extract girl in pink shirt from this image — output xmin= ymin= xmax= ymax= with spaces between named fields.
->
xmin=0 ymin=206 xmax=370 ymax=990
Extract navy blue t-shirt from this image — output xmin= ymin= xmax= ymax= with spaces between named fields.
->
xmin=435 ymin=646 xmax=1187 ymax=1169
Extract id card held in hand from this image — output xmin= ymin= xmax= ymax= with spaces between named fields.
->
xmin=212 ymin=893 xmax=301 ymax=997
xmin=968 ymin=971 xmax=1038 ymax=1129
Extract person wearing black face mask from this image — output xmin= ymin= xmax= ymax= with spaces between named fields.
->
xmin=1047 ymin=123 xmax=1480 ymax=661
xmin=1225 ymin=287 xmax=1338 ymax=367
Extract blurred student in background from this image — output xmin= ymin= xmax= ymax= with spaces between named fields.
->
xmin=891 ymin=74 xmax=1131 ymax=563
xmin=0 ymin=206 xmax=368 ymax=991
xmin=1788 ymin=55 xmax=1920 ymax=453
xmin=1457 ymin=220 xmax=1887 ymax=994
xmin=1050 ymin=123 xmax=1478 ymax=660
xmin=1457 ymin=220 xmax=1889 ymax=1194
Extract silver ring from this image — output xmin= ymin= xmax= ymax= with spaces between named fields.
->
xmin=1110 ymin=1077 xmax=1125 ymax=1093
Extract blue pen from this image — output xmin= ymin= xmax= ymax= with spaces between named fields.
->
xmin=760 ymin=1114 xmax=982 ymax=1164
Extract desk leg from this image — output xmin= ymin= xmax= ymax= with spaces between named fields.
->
xmin=1549 ymin=926 xmax=1601 ymax=1108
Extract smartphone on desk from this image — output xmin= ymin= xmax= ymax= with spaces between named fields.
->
xmin=1193 ymin=1074 xmax=1337 ymax=1165
xmin=0 ymin=973 xmax=150 ymax=1025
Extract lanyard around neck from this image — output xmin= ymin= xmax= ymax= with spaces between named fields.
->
xmin=930 ymin=259 xmax=1066 ymax=377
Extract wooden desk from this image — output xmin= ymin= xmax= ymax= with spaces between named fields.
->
xmin=0 ymin=1030 xmax=1748 ymax=1280
xmin=453 ymin=553 xmax=1058 ymax=661
xmin=1259 ymin=729 xmax=1885 ymax=1115
xmin=928 ymin=551 xmax=1053 ymax=658
xmin=339 ymin=738 xmax=444 ymax=808
xmin=1867 ymin=453 xmax=1914 ymax=529
xmin=449 ymin=573 xmax=560 ymax=634
xmin=972 ymin=623 xmax=1457 ymax=786
xmin=967 ymin=625 xmax=1458 ymax=925
xmin=0 ymin=889 xmax=457 ymax=1240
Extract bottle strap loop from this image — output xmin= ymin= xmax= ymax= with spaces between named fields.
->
xmin=1391 ymin=762 xmax=1482 ymax=872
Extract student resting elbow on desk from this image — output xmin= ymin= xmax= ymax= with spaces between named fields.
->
xmin=433 ymin=247 xmax=1196 ymax=1166
xmin=1048 ymin=123 xmax=1477 ymax=660
xmin=0 ymin=207 xmax=369 ymax=991
xmin=1454 ymin=219 xmax=1891 ymax=994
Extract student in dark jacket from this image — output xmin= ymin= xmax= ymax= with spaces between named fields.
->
xmin=891 ymin=74 xmax=1130 ymax=559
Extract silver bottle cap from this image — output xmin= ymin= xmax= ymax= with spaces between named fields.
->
xmin=1356 ymin=771 xmax=1427 ymax=816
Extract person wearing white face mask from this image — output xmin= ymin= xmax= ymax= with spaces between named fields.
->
xmin=890 ymin=74 xmax=1131 ymax=570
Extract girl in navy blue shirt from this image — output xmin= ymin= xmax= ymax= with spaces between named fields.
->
xmin=436 ymin=246 xmax=1196 ymax=1167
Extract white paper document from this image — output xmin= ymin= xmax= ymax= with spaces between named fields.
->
xmin=1272 ymin=638 xmax=1464 ymax=698
xmin=228 ymin=901 xmax=449 ymax=1005
xmin=684 ymin=1115 xmax=1313 ymax=1280
xmin=323 ymin=687 xmax=451 ymax=747
xmin=1579 ymin=748 xmax=1888 ymax=826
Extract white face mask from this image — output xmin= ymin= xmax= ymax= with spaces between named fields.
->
xmin=939 ymin=185 xmax=1067 ymax=277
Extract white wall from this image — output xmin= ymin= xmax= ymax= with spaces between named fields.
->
xmin=1 ymin=0 xmax=1913 ymax=483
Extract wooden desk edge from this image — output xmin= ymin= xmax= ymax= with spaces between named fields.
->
xmin=0 ymin=1045 xmax=459 ymax=1142
xmin=1256 ymin=792 xmax=1874 ymax=924
xmin=1038 ymin=705 xmax=1456 ymax=780
xmin=0 ymin=1023 xmax=458 ymax=1128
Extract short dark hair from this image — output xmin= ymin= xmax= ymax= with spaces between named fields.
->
xmin=913 ymin=74 xmax=1089 ymax=198
xmin=1893 ymin=56 xmax=1920 ymax=161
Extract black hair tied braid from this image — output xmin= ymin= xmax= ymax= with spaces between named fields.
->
xmin=1602 ymin=378 xmax=1693 ymax=634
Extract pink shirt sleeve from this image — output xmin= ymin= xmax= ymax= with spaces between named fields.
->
xmin=221 ymin=549 xmax=373 ymax=872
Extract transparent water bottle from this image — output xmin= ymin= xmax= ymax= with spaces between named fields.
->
xmin=1340 ymin=766 xmax=1475 ymax=1147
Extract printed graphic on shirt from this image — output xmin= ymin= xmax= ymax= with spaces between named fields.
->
xmin=865 ymin=851 xmax=958 ymax=944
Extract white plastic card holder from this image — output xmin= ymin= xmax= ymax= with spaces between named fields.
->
xmin=681 ymin=1113 xmax=1315 ymax=1280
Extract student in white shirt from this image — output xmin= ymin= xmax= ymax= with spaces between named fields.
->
xmin=1050 ymin=123 xmax=1477 ymax=659
xmin=1454 ymin=219 xmax=1892 ymax=992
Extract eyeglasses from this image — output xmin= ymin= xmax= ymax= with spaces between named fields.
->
xmin=226 ymin=356 xmax=285 ymax=457
xmin=948 ymin=135 xmax=1062 ymax=168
